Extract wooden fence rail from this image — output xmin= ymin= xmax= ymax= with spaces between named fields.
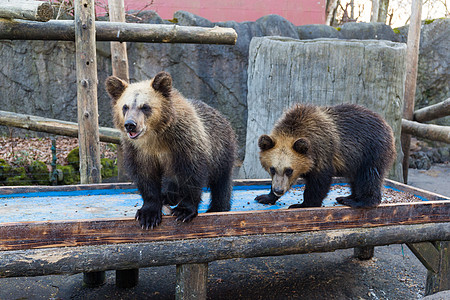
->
xmin=0 ymin=110 xmax=120 ymax=144
xmin=0 ymin=19 xmax=238 ymax=44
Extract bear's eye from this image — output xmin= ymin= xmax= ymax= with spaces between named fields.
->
xmin=122 ymin=105 xmax=129 ymax=115
xmin=285 ymin=168 xmax=293 ymax=177
xmin=269 ymin=167 xmax=276 ymax=175
xmin=141 ymin=104 xmax=151 ymax=114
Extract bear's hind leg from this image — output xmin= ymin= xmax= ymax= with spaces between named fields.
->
xmin=337 ymin=167 xmax=382 ymax=208
xmin=290 ymin=171 xmax=332 ymax=208
xmin=207 ymin=169 xmax=232 ymax=212
xmin=171 ymin=184 xmax=202 ymax=222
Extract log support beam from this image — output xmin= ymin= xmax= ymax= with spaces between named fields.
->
xmin=176 ymin=263 xmax=208 ymax=300
xmin=407 ymin=241 xmax=450 ymax=296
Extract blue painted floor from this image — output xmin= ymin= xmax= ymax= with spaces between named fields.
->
xmin=0 ymin=184 xmax=421 ymax=223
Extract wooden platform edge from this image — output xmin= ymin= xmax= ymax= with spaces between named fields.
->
xmin=1 ymin=222 xmax=449 ymax=278
xmin=1 ymin=200 xmax=450 ymax=251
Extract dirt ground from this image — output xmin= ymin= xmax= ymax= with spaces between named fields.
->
xmin=0 ymin=163 xmax=449 ymax=300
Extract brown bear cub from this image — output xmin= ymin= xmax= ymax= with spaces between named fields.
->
xmin=256 ymin=103 xmax=396 ymax=208
xmin=106 ymin=72 xmax=236 ymax=229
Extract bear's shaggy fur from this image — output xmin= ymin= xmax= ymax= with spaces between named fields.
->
xmin=256 ymin=103 xmax=396 ymax=208
xmin=106 ymin=72 xmax=236 ymax=229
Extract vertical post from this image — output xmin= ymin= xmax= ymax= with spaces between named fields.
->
xmin=354 ymin=246 xmax=375 ymax=260
xmin=370 ymin=0 xmax=380 ymax=22
xmin=425 ymin=242 xmax=450 ymax=296
xmin=75 ymin=0 xmax=103 ymax=286
xmin=108 ymin=0 xmax=129 ymax=183
xmin=75 ymin=0 xmax=101 ymax=185
xmin=401 ymin=0 xmax=422 ymax=183
xmin=176 ymin=263 xmax=208 ymax=300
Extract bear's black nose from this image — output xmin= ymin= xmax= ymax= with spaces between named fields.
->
xmin=124 ymin=120 xmax=137 ymax=132
xmin=273 ymin=187 xmax=284 ymax=195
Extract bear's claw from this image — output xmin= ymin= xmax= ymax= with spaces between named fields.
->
xmin=135 ymin=207 xmax=162 ymax=229
xmin=172 ymin=206 xmax=198 ymax=223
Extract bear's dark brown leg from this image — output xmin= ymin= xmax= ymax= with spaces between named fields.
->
xmin=135 ymin=180 xmax=163 ymax=229
xmin=290 ymin=170 xmax=332 ymax=208
xmin=208 ymin=171 xmax=232 ymax=212
xmin=337 ymin=167 xmax=382 ymax=208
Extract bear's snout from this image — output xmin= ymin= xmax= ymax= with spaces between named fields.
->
xmin=124 ymin=120 xmax=137 ymax=133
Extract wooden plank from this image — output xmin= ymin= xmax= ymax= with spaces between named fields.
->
xmin=176 ymin=263 xmax=208 ymax=300
xmin=401 ymin=0 xmax=423 ymax=183
xmin=1 ymin=201 xmax=449 ymax=251
xmin=425 ymin=241 xmax=450 ymax=295
xmin=108 ymin=0 xmax=129 ymax=182
xmin=0 ymin=110 xmax=120 ymax=144
xmin=1 ymin=223 xmax=449 ymax=278
xmin=407 ymin=242 xmax=440 ymax=273
xmin=383 ymin=178 xmax=450 ymax=201
xmin=402 ymin=119 xmax=450 ymax=143
xmin=0 ymin=19 xmax=238 ymax=45
xmin=414 ymin=98 xmax=450 ymax=122
xmin=0 ymin=1 xmax=53 ymax=22
xmin=75 ymin=0 xmax=101 ymax=184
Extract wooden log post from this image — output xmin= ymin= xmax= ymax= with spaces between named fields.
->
xmin=108 ymin=0 xmax=129 ymax=184
xmin=0 ymin=1 xmax=53 ymax=22
xmin=74 ymin=0 xmax=103 ymax=286
xmin=413 ymin=98 xmax=450 ymax=123
xmin=407 ymin=241 xmax=450 ymax=296
xmin=240 ymin=37 xmax=407 ymax=182
xmin=176 ymin=263 xmax=208 ymax=300
xmin=108 ymin=0 xmax=136 ymax=287
xmin=401 ymin=0 xmax=423 ymax=184
xmin=0 ymin=110 xmax=120 ymax=144
xmin=0 ymin=19 xmax=238 ymax=44
xmin=402 ymin=119 xmax=450 ymax=144
xmin=75 ymin=0 xmax=101 ymax=185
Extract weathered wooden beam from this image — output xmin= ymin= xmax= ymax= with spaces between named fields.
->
xmin=108 ymin=0 xmax=134 ymax=284
xmin=414 ymin=98 xmax=450 ymax=123
xmin=0 ymin=19 xmax=238 ymax=44
xmin=402 ymin=119 xmax=450 ymax=144
xmin=0 ymin=110 xmax=120 ymax=144
xmin=1 ymin=201 xmax=449 ymax=251
xmin=0 ymin=1 xmax=53 ymax=22
xmin=407 ymin=242 xmax=440 ymax=273
xmin=424 ymin=241 xmax=450 ymax=296
xmin=108 ymin=0 xmax=129 ymax=183
xmin=401 ymin=0 xmax=423 ymax=183
xmin=75 ymin=0 xmax=101 ymax=185
xmin=1 ymin=222 xmax=449 ymax=278
xmin=176 ymin=263 xmax=208 ymax=300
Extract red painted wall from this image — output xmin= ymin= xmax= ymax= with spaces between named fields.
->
xmin=97 ymin=0 xmax=326 ymax=26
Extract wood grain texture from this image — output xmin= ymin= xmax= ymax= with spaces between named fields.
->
xmin=0 ymin=20 xmax=238 ymax=44
xmin=1 ymin=201 xmax=449 ymax=251
xmin=0 ymin=110 xmax=120 ymax=144
xmin=1 ymin=222 xmax=449 ymax=277
xmin=75 ymin=0 xmax=101 ymax=184
xmin=240 ymin=37 xmax=407 ymax=181
xmin=0 ymin=1 xmax=53 ymax=22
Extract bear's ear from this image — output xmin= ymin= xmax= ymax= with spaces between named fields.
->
xmin=258 ymin=135 xmax=275 ymax=151
xmin=152 ymin=71 xmax=172 ymax=98
xmin=293 ymin=138 xmax=309 ymax=154
xmin=105 ymin=76 xmax=128 ymax=104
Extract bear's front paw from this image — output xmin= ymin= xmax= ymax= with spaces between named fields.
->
xmin=172 ymin=206 xmax=198 ymax=223
xmin=135 ymin=206 xmax=162 ymax=230
xmin=255 ymin=194 xmax=277 ymax=205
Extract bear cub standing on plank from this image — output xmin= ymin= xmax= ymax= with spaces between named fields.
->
xmin=106 ymin=71 xmax=236 ymax=229
xmin=256 ymin=103 xmax=396 ymax=208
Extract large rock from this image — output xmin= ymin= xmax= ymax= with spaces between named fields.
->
xmin=240 ymin=37 xmax=406 ymax=181
xmin=0 ymin=12 xmax=448 ymax=160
